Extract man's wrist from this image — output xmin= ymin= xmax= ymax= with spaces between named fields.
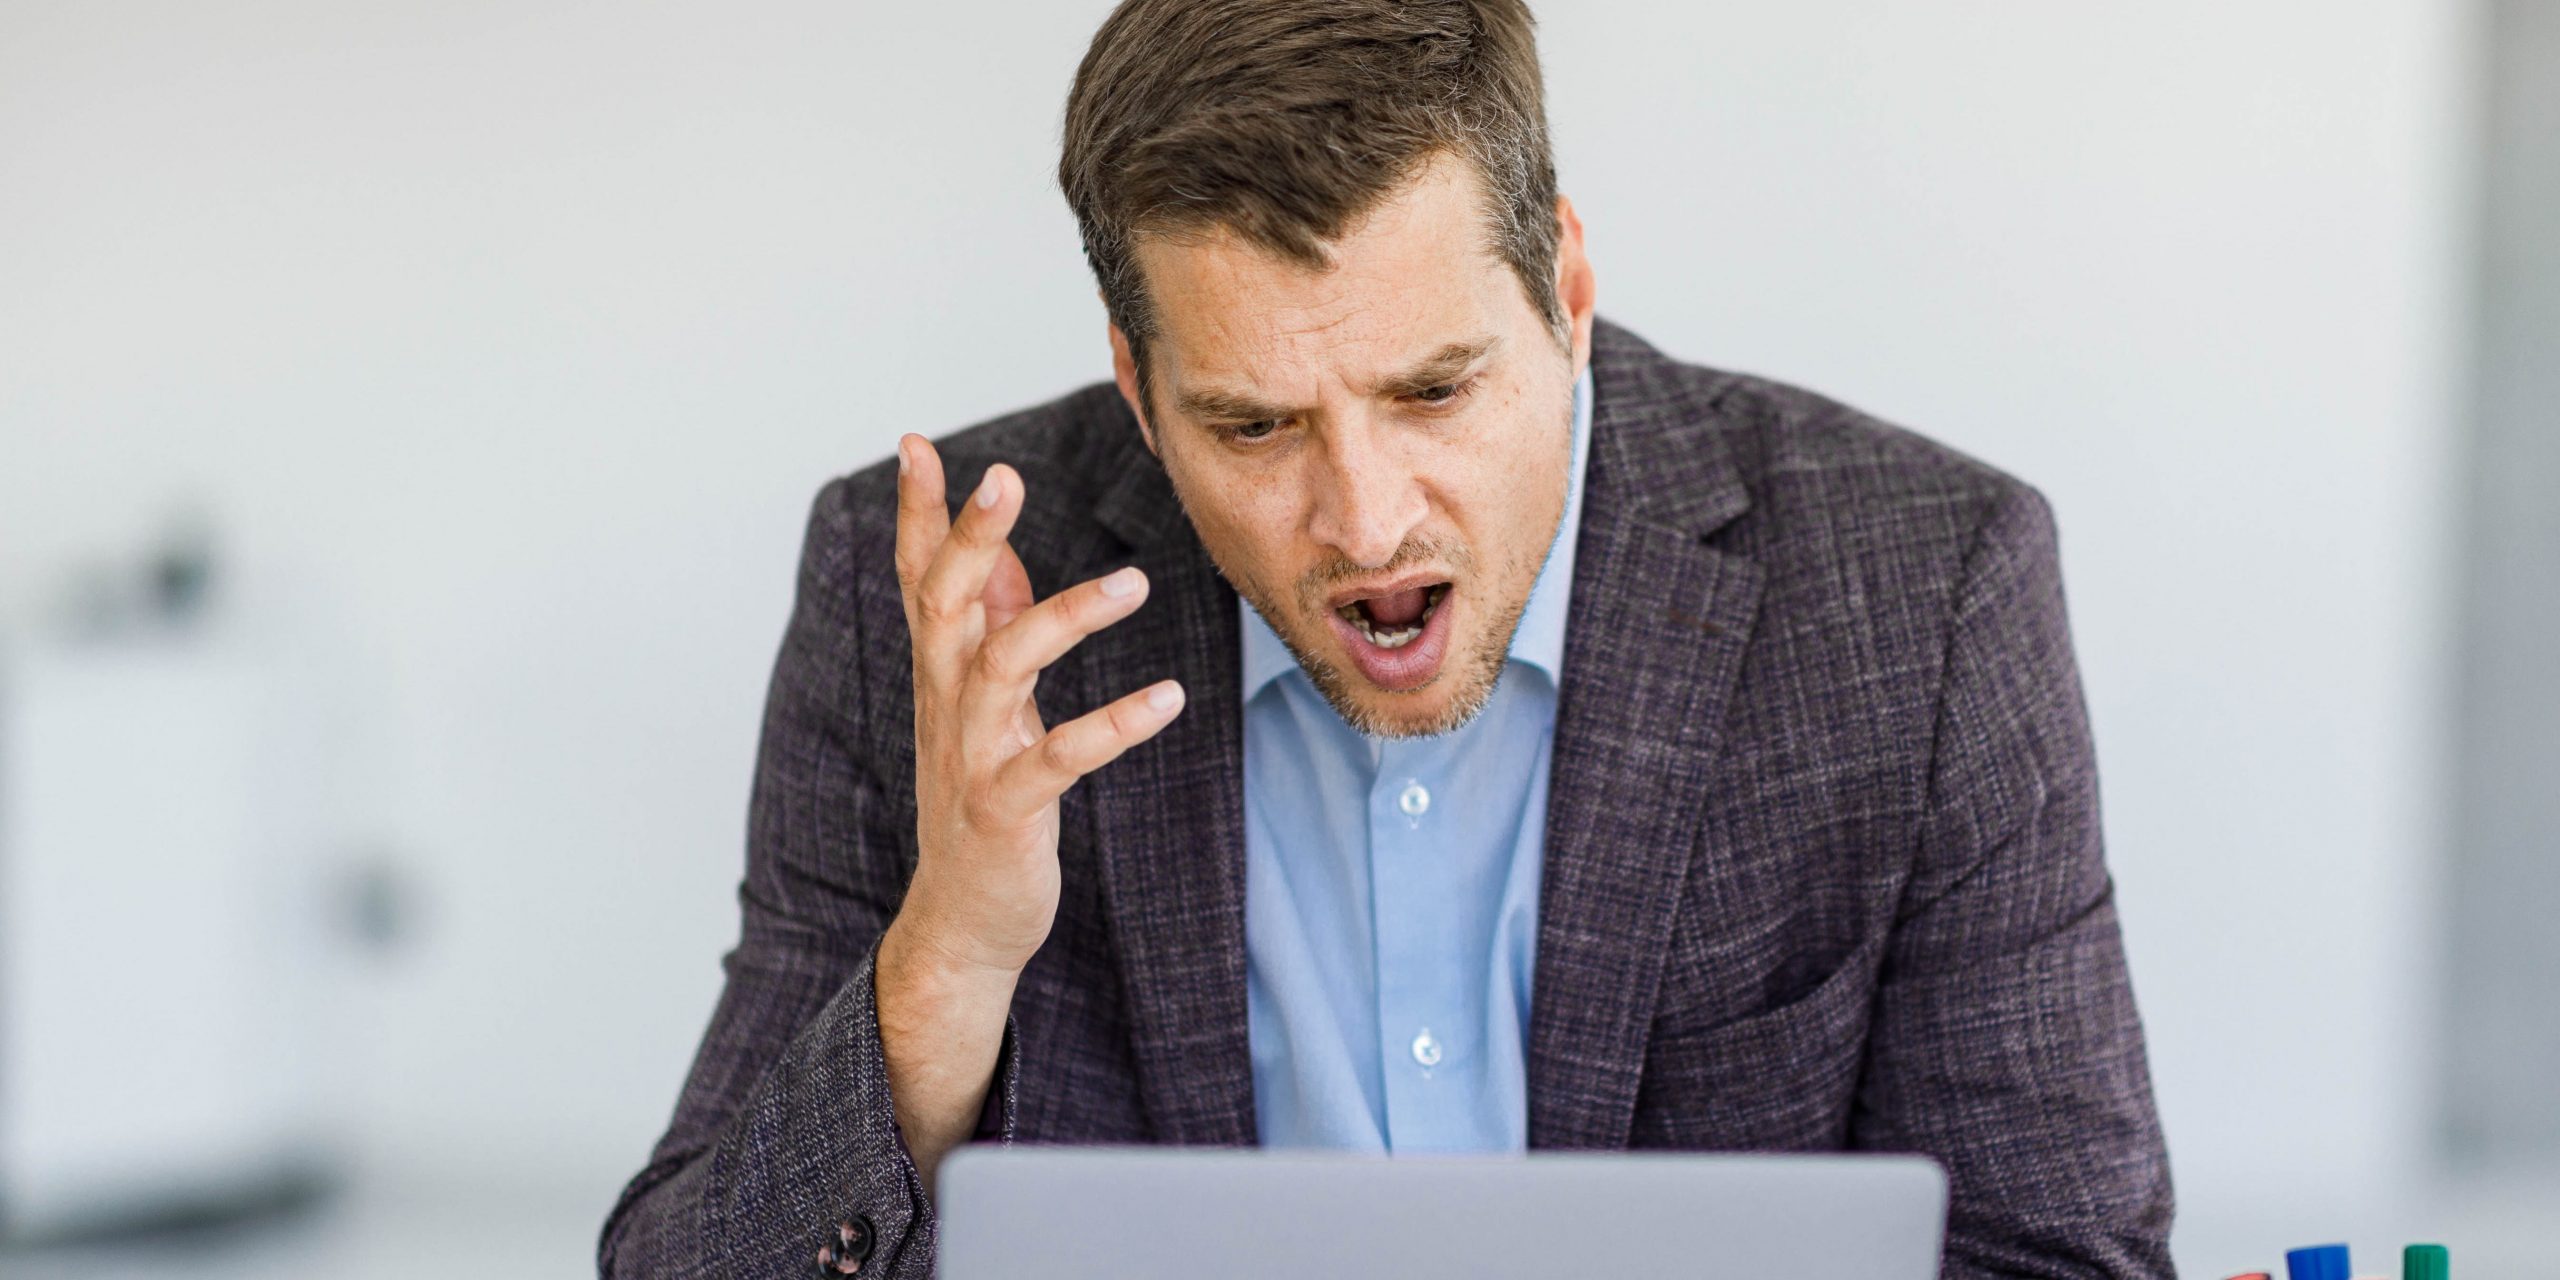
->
xmin=875 ymin=913 xmax=1019 ymax=1105
xmin=876 ymin=914 xmax=1017 ymax=1190
xmin=879 ymin=913 xmax=1025 ymax=1006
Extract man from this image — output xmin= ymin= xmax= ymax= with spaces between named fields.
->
xmin=600 ymin=1 xmax=2175 ymax=1276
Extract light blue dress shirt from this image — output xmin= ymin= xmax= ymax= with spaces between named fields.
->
xmin=1239 ymin=366 xmax=1593 ymax=1153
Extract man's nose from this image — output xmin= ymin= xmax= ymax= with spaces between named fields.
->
xmin=1306 ymin=420 xmax=1426 ymax=569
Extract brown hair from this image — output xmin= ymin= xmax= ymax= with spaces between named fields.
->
xmin=1059 ymin=0 xmax=1562 ymax=414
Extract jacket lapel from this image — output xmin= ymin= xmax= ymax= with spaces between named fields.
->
xmin=1528 ymin=321 xmax=1763 ymax=1149
xmin=1079 ymin=412 xmax=1259 ymax=1146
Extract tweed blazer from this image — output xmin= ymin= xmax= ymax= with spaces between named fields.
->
xmin=600 ymin=318 xmax=2175 ymax=1278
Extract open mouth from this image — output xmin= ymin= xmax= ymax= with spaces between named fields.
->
xmin=1334 ymin=582 xmax=1451 ymax=650
xmin=1324 ymin=578 xmax=1458 ymax=693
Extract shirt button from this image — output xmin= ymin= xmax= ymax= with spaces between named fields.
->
xmin=1411 ymin=1028 xmax=1443 ymax=1068
xmin=1398 ymin=781 xmax=1431 ymax=817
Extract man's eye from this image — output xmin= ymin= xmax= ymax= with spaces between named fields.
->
xmin=1413 ymin=377 xmax=1481 ymax=407
xmin=1232 ymin=420 xmax=1279 ymax=441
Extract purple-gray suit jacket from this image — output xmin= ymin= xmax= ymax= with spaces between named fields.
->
xmin=600 ymin=319 xmax=2175 ymax=1278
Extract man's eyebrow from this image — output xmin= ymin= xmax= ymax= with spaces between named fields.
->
xmin=1169 ymin=335 xmax=1504 ymax=424
xmin=1173 ymin=384 xmax=1293 ymax=424
xmin=1373 ymin=336 xmax=1502 ymax=396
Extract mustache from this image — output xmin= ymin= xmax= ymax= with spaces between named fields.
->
xmin=1296 ymin=535 xmax=1473 ymax=601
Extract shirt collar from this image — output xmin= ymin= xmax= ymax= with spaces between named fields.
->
xmin=1240 ymin=363 xmax=1594 ymax=700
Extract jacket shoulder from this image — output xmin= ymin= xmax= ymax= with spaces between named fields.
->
xmin=1704 ymin=366 xmax=2045 ymax=540
xmin=1594 ymin=319 xmax=2047 ymax=550
xmin=1606 ymin=329 xmax=2061 ymax=652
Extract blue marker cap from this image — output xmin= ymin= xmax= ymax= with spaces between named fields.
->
xmin=2287 ymin=1244 xmax=2351 ymax=1280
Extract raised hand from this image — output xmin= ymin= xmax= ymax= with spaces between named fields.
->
xmin=876 ymin=433 xmax=1185 ymax=1184
xmin=887 ymin=432 xmax=1184 ymax=975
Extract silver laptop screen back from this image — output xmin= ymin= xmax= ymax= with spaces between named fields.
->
xmin=938 ymin=1147 xmax=1946 ymax=1280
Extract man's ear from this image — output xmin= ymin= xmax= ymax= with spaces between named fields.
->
xmin=1552 ymin=194 xmax=1598 ymax=378
xmin=1107 ymin=320 xmax=1158 ymax=458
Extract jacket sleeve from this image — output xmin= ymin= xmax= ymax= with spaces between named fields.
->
xmin=599 ymin=475 xmax=1024 ymax=1279
xmin=1848 ymin=483 xmax=2176 ymax=1279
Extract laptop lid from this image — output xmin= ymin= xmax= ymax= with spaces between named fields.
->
xmin=937 ymin=1147 xmax=1946 ymax=1279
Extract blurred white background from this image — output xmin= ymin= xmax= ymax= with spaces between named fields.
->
xmin=2 ymin=1 xmax=2549 ymax=1276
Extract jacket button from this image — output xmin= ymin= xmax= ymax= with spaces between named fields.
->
xmin=815 ymin=1215 xmax=875 ymax=1273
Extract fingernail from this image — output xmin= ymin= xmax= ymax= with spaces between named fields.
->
xmin=1146 ymin=681 xmax=1183 ymax=712
xmin=897 ymin=440 xmax=909 ymax=476
xmin=1100 ymin=566 xmax=1143 ymax=598
xmin=974 ymin=470 xmax=1001 ymax=509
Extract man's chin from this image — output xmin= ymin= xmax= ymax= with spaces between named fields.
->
xmin=1301 ymin=645 xmax=1501 ymax=741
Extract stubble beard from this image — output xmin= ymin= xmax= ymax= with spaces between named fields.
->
xmin=1274 ymin=534 xmax=1515 ymax=740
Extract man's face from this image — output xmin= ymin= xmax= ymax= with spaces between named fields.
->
xmin=1112 ymin=154 xmax=1596 ymax=738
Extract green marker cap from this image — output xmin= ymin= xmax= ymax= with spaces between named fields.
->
xmin=2403 ymin=1243 xmax=2449 ymax=1280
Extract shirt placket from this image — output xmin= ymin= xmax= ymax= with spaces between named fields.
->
xmin=1369 ymin=733 xmax=1456 ymax=1151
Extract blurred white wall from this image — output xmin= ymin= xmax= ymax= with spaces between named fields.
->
xmin=2446 ymin=0 xmax=2560 ymax=1168
xmin=0 ymin=0 xmax=2475 ymax=1266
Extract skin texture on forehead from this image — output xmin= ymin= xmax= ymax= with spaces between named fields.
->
xmin=1108 ymin=153 xmax=1595 ymax=738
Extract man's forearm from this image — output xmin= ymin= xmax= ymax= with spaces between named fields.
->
xmin=875 ymin=916 xmax=1018 ymax=1193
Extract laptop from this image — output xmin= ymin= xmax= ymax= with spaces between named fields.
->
xmin=936 ymin=1147 xmax=1947 ymax=1279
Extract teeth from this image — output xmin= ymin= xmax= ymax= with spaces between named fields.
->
xmin=1337 ymin=583 xmax=1448 ymax=651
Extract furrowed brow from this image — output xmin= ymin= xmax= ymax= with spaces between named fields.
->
xmin=1174 ymin=384 xmax=1292 ymax=424
xmin=1170 ymin=334 xmax=1504 ymax=424
xmin=1374 ymin=336 xmax=1501 ymax=397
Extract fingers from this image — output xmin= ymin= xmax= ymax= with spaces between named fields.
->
xmin=986 ymin=679 xmax=1186 ymax=825
xmin=896 ymin=437 xmax=1025 ymax=689
xmin=919 ymin=464 xmax=1022 ymax=642
xmin=889 ymin=437 xmax=1177 ymax=818
xmin=892 ymin=434 xmax=949 ymax=607
xmin=959 ymin=565 xmax=1150 ymax=747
